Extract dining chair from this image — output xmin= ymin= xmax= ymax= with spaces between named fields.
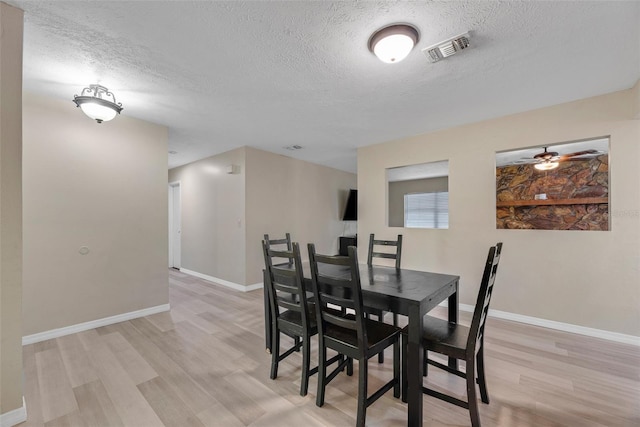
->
xmin=308 ymin=244 xmax=401 ymax=427
xmin=401 ymin=242 xmax=503 ymax=427
xmin=264 ymin=233 xmax=292 ymax=252
xmin=262 ymin=240 xmax=319 ymax=396
xmin=367 ymin=233 xmax=403 ymax=270
xmin=366 ymin=233 xmax=403 ymax=362
xmin=263 ymin=233 xmax=302 ymax=349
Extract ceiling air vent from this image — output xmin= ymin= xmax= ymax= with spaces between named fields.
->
xmin=422 ymin=32 xmax=471 ymax=63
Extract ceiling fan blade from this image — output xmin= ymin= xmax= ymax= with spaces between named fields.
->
xmin=514 ymin=158 xmax=539 ymax=164
xmin=558 ymin=149 xmax=600 ymax=160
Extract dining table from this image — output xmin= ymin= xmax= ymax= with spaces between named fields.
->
xmin=263 ymin=262 xmax=460 ymax=426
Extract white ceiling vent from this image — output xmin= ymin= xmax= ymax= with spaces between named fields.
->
xmin=422 ymin=32 xmax=471 ymax=63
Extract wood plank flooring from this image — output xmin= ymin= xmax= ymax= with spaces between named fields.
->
xmin=19 ymin=269 xmax=640 ymax=426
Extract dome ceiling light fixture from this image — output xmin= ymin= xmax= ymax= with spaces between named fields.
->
xmin=368 ymin=24 xmax=419 ymax=64
xmin=73 ymin=84 xmax=123 ymax=123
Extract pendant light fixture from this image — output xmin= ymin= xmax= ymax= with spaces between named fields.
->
xmin=73 ymin=84 xmax=123 ymax=123
xmin=368 ymin=24 xmax=419 ymax=63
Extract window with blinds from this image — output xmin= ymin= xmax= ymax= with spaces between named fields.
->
xmin=404 ymin=192 xmax=449 ymax=229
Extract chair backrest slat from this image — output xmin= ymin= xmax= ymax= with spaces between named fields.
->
xmin=264 ymin=233 xmax=293 ymax=266
xmin=315 ymin=274 xmax=351 ymax=289
xmin=468 ymin=242 xmax=503 ymax=352
xmin=277 ymin=298 xmax=301 ymax=312
xmin=264 ymin=233 xmax=292 ymax=251
xmin=367 ymin=233 xmax=403 ymax=269
xmin=272 ymin=281 xmax=299 ymax=295
xmin=309 ymin=244 xmax=367 ymax=355
xmin=271 ymin=265 xmax=298 ymax=282
xmin=322 ymin=311 xmax=357 ymax=330
xmin=371 ymin=252 xmax=398 ymax=260
xmin=320 ymin=293 xmax=356 ymax=310
xmin=262 ymin=239 xmax=310 ymax=324
xmin=314 ymin=253 xmax=352 ymax=266
xmin=267 ymin=238 xmax=289 ymax=245
xmin=269 ymin=249 xmax=295 ymax=260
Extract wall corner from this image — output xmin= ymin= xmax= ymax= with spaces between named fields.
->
xmin=632 ymin=79 xmax=640 ymax=119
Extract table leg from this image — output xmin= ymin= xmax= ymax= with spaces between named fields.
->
xmin=406 ymin=304 xmax=424 ymax=426
xmin=447 ymin=279 xmax=459 ymax=369
xmin=264 ymin=269 xmax=272 ymax=354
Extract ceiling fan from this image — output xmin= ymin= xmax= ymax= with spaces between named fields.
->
xmin=522 ymin=147 xmax=601 ymax=170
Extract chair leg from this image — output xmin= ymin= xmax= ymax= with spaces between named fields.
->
xmin=423 ymin=347 xmax=428 ymax=376
xmin=270 ymin=329 xmax=280 ymax=380
xmin=477 ymin=346 xmax=489 ymax=404
xmin=393 ymin=339 xmax=400 ymax=398
xmin=378 ymin=313 xmax=385 ymax=364
xmin=294 ymin=336 xmax=301 ymax=351
xmin=316 ymin=345 xmax=327 ymax=407
xmin=401 ymin=334 xmax=407 ymax=403
xmin=300 ymin=335 xmax=310 ymax=396
xmin=393 ymin=313 xmax=398 ymax=327
xmin=466 ymin=356 xmax=481 ymax=427
xmin=347 ymin=357 xmax=354 ymax=376
xmin=356 ymin=358 xmax=368 ymax=427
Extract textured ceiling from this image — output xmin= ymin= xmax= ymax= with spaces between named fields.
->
xmin=9 ymin=1 xmax=640 ymax=173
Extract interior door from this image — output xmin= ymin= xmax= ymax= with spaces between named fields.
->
xmin=169 ymin=182 xmax=181 ymax=268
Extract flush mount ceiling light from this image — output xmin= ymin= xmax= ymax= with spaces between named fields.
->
xmin=368 ymin=24 xmax=419 ymax=64
xmin=73 ymin=84 xmax=123 ymax=123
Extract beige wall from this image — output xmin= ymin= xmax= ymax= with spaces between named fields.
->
xmin=388 ymin=176 xmax=448 ymax=227
xmin=633 ymin=80 xmax=640 ymax=119
xmin=168 ymin=146 xmax=357 ymax=287
xmin=22 ymin=92 xmax=169 ymax=335
xmin=0 ymin=2 xmax=24 ymax=415
xmin=358 ymin=87 xmax=640 ymax=336
xmin=245 ymin=147 xmax=357 ymax=284
xmin=168 ymin=147 xmax=247 ymax=285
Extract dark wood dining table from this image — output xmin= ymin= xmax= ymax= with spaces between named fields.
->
xmin=263 ymin=262 xmax=460 ymax=426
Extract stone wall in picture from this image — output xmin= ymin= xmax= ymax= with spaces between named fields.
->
xmin=496 ymin=155 xmax=608 ymax=230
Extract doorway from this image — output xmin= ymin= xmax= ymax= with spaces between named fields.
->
xmin=168 ymin=182 xmax=181 ymax=269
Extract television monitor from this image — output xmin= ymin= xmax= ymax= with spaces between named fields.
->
xmin=342 ymin=189 xmax=357 ymax=221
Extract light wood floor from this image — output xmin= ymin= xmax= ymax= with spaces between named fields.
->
xmin=19 ymin=269 xmax=640 ymax=426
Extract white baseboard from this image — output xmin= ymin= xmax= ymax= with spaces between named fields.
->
xmin=180 ymin=268 xmax=263 ymax=292
xmin=0 ymin=397 xmax=26 ymax=427
xmin=22 ymin=304 xmax=171 ymax=345
xmin=439 ymin=301 xmax=640 ymax=346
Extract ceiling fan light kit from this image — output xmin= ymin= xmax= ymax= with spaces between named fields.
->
xmin=533 ymin=147 xmax=559 ymax=170
xmin=525 ymin=146 xmax=600 ymax=171
xmin=534 ymin=161 xmax=559 ymax=171
xmin=73 ymin=84 xmax=123 ymax=123
xmin=368 ymin=24 xmax=419 ymax=63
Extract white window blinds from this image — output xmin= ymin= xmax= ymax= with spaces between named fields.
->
xmin=404 ymin=192 xmax=449 ymax=229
